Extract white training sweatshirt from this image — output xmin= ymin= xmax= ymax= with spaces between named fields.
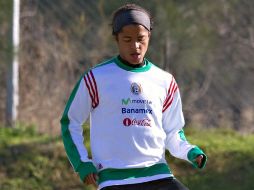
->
xmin=60 ymin=56 xmax=206 ymax=189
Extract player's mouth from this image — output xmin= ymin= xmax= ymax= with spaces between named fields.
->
xmin=130 ymin=52 xmax=141 ymax=61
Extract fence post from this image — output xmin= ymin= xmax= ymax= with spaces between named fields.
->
xmin=6 ymin=0 xmax=20 ymax=127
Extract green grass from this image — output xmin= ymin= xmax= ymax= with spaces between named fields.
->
xmin=178 ymin=127 xmax=254 ymax=190
xmin=0 ymin=124 xmax=254 ymax=190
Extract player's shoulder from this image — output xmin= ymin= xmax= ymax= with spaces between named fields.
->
xmin=93 ymin=57 xmax=116 ymax=70
xmin=83 ymin=57 xmax=116 ymax=76
xmin=148 ymin=59 xmax=174 ymax=79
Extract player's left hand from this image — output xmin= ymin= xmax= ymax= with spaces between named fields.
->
xmin=196 ymin=154 xmax=204 ymax=168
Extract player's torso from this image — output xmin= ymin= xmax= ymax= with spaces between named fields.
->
xmin=89 ymin=59 xmax=171 ymax=169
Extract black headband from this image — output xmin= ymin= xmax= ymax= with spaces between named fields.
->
xmin=113 ymin=9 xmax=151 ymax=34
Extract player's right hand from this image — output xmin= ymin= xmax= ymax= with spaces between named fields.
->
xmin=84 ymin=173 xmax=98 ymax=187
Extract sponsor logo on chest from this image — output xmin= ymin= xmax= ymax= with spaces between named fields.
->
xmin=122 ymin=98 xmax=152 ymax=105
xmin=122 ymin=108 xmax=152 ymax=114
xmin=123 ymin=117 xmax=151 ymax=127
xmin=119 ymin=82 xmax=154 ymax=128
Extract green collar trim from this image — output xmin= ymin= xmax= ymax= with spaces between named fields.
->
xmin=114 ymin=56 xmax=152 ymax=72
xmin=98 ymin=163 xmax=171 ymax=184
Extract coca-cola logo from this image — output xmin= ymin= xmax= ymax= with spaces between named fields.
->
xmin=123 ymin=118 xmax=151 ymax=127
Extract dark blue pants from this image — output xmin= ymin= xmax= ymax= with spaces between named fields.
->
xmin=101 ymin=177 xmax=189 ymax=190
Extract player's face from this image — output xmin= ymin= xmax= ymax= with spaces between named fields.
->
xmin=116 ymin=24 xmax=150 ymax=65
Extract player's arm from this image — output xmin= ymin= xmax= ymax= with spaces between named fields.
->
xmin=162 ymin=77 xmax=207 ymax=168
xmin=60 ymin=74 xmax=97 ymax=183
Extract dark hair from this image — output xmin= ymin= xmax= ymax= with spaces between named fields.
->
xmin=111 ymin=4 xmax=153 ymax=35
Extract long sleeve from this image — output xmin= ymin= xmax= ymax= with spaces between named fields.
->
xmin=60 ymin=74 xmax=97 ymax=181
xmin=162 ymin=77 xmax=207 ymax=168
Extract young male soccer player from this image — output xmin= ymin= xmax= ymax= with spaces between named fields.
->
xmin=61 ymin=3 xmax=207 ymax=190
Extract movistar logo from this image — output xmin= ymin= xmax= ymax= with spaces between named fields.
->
xmin=122 ymin=98 xmax=152 ymax=105
xmin=122 ymin=98 xmax=131 ymax=105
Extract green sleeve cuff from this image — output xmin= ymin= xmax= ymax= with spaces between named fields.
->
xmin=187 ymin=146 xmax=207 ymax=169
xmin=77 ymin=161 xmax=97 ymax=181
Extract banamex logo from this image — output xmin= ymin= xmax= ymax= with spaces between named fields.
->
xmin=123 ymin=118 xmax=151 ymax=127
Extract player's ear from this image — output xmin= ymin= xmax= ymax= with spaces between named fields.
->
xmin=148 ymin=31 xmax=151 ymax=38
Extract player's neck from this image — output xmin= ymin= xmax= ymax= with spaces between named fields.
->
xmin=118 ymin=55 xmax=144 ymax=68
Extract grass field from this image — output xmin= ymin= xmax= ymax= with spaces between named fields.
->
xmin=0 ymin=124 xmax=253 ymax=190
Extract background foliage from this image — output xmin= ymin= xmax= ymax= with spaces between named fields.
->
xmin=0 ymin=0 xmax=253 ymax=133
